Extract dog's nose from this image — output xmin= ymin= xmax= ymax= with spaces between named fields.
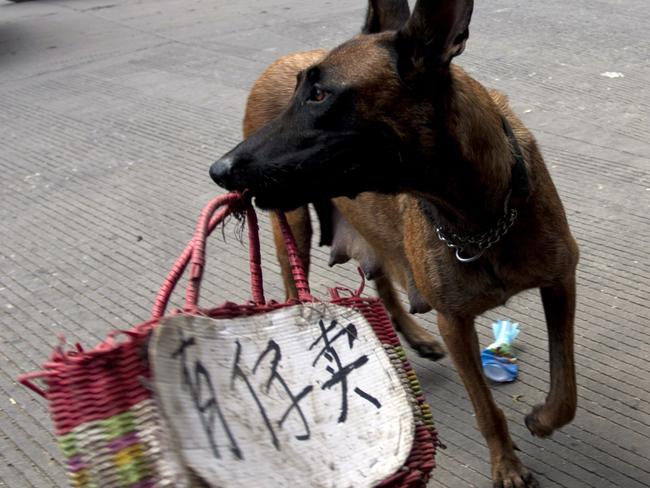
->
xmin=209 ymin=156 xmax=234 ymax=188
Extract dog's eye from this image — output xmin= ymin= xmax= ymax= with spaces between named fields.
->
xmin=309 ymin=87 xmax=328 ymax=103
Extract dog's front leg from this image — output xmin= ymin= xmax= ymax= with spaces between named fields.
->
xmin=438 ymin=313 xmax=538 ymax=488
xmin=526 ymin=273 xmax=577 ymax=437
xmin=375 ymin=275 xmax=445 ymax=360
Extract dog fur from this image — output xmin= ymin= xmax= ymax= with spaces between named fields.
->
xmin=211 ymin=1 xmax=579 ymax=486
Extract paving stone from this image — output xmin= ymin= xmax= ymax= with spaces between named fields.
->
xmin=0 ymin=0 xmax=648 ymax=487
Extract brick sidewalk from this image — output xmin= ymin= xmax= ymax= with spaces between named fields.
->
xmin=0 ymin=0 xmax=648 ymax=486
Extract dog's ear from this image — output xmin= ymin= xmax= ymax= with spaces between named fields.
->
xmin=396 ymin=0 xmax=474 ymax=80
xmin=362 ymin=0 xmax=411 ymax=34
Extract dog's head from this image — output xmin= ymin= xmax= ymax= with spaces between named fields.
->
xmin=211 ymin=0 xmax=474 ymax=210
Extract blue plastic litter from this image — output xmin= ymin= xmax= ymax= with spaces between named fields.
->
xmin=481 ymin=320 xmax=520 ymax=383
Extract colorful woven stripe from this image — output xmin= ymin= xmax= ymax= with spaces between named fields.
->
xmin=57 ymin=399 xmax=165 ymax=488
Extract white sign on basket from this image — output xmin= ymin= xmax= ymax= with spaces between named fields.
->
xmin=150 ymin=303 xmax=415 ymax=488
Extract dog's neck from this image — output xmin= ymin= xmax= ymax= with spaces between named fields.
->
xmin=411 ymin=67 xmax=525 ymax=235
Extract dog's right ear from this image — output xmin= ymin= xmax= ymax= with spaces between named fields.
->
xmin=362 ymin=0 xmax=411 ymax=34
xmin=396 ymin=0 xmax=474 ymax=81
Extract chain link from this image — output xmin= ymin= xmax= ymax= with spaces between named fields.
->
xmin=435 ymin=207 xmax=518 ymax=263
xmin=430 ymin=114 xmax=529 ymax=263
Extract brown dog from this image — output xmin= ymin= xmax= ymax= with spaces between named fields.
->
xmin=210 ymin=0 xmax=579 ymax=486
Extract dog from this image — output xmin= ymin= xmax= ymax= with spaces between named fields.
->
xmin=210 ymin=1 xmax=579 ymax=486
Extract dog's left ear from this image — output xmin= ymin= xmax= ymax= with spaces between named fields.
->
xmin=362 ymin=0 xmax=411 ymax=34
xmin=396 ymin=0 xmax=474 ymax=80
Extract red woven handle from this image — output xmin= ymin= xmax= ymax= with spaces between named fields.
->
xmin=184 ymin=194 xmax=260 ymax=309
xmin=276 ymin=211 xmax=312 ymax=302
xmin=245 ymin=205 xmax=265 ymax=305
xmin=19 ymin=370 xmax=51 ymax=398
xmin=151 ymin=193 xmax=312 ymax=320
xmin=185 ymin=202 xmax=267 ymax=309
xmin=151 ymin=192 xmax=247 ymax=319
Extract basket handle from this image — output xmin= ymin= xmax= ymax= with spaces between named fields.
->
xmin=152 ymin=193 xmax=253 ymax=318
xmin=275 ymin=211 xmax=312 ymax=302
xmin=19 ymin=370 xmax=51 ymax=398
xmin=151 ymin=192 xmax=312 ymax=320
xmin=184 ymin=195 xmax=266 ymax=310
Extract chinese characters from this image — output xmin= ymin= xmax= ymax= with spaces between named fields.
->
xmin=172 ymin=317 xmax=382 ymax=461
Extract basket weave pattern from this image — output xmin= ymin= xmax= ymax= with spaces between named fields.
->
xmin=21 ymin=193 xmax=438 ymax=488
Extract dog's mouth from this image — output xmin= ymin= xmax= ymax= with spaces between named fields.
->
xmin=252 ymin=191 xmax=313 ymax=211
xmin=242 ymin=180 xmax=363 ymax=211
xmin=210 ymin=125 xmax=402 ymax=211
xmin=211 ymin=145 xmax=372 ymax=211
xmin=245 ymin=183 xmax=306 ymax=211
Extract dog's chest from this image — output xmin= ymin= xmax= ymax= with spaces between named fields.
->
xmin=437 ymin=254 xmax=514 ymax=315
xmin=402 ymin=233 xmax=522 ymax=316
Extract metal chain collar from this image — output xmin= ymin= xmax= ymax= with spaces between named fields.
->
xmin=434 ymin=192 xmax=519 ymax=263
xmin=429 ymin=115 xmax=529 ymax=263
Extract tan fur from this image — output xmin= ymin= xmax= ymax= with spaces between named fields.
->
xmin=243 ymin=50 xmax=326 ymax=295
xmin=243 ymin=50 xmax=327 ymax=138
xmin=243 ymin=39 xmax=578 ymax=488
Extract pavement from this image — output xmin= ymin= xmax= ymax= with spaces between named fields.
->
xmin=0 ymin=0 xmax=648 ymax=487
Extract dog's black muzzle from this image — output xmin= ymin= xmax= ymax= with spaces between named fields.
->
xmin=209 ymin=155 xmax=234 ymax=188
xmin=210 ymin=135 xmax=254 ymax=192
xmin=210 ymin=111 xmax=401 ymax=210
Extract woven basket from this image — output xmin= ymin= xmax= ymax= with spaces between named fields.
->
xmin=20 ymin=193 xmax=437 ymax=488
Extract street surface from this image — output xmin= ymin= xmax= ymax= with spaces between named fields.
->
xmin=1 ymin=0 xmax=648 ymax=486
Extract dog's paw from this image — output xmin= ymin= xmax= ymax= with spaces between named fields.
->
xmin=525 ymin=404 xmax=556 ymax=438
xmin=492 ymin=471 xmax=539 ymax=488
xmin=526 ymin=401 xmax=575 ymax=438
xmin=492 ymin=458 xmax=539 ymax=488
xmin=412 ymin=341 xmax=446 ymax=361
